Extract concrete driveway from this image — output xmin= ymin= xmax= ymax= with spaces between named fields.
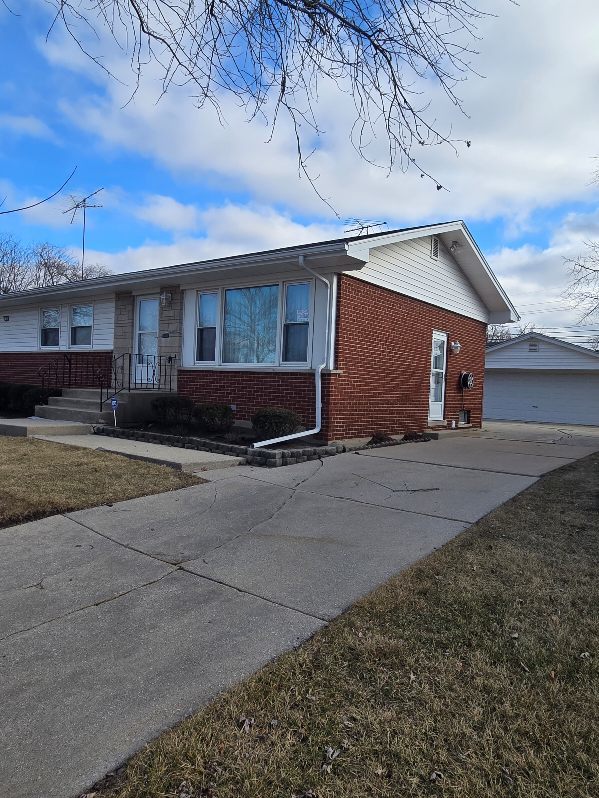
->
xmin=1 ymin=421 xmax=598 ymax=798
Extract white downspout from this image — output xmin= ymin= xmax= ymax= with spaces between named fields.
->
xmin=252 ymin=255 xmax=331 ymax=449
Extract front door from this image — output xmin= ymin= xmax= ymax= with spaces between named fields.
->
xmin=134 ymin=297 xmax=160 ymax=385
xmin=429 ymin=331 xmax=447 ymax=421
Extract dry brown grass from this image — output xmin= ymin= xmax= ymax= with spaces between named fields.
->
xmin=97 ymin=453 xmax=599 ymax=798
xmin=0 ymin=437 xmax=200 ymax=528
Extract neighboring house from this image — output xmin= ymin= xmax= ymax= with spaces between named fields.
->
xmin=485 ymin=332 xmax=599 ymax=426
xmin=0 ymin=221 xmax=517 ymax=441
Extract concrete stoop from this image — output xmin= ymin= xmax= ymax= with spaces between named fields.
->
xmin=34 ymin=388 xmax=173 ymax=426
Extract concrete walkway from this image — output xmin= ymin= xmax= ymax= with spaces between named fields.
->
xmin=1 ymin=422 xmax=598 ymax=798
xmin=33 ymin=433 xmax=244 ymax=472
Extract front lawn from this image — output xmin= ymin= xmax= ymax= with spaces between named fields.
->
xmin=0 ymin=437 xmax=200 ymax=529
xmin=92 ymin=452 xmax=598 ymax=798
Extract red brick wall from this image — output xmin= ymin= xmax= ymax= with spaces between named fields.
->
xmin=177 ymin=369 xmax=316 ymax=427
xmin=321 ymin=275 xmax=486 ymax=440
xmin=0 ymin=351 xmax=113 ymax=387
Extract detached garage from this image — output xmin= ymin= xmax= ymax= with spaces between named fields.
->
xmin=484 ymin=332 xmax=599 ymax=426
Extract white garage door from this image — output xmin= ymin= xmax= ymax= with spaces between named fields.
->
xmin=484 ymin=371 xmax=599 ymax=425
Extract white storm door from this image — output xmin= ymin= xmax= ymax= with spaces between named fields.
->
xmin=429 ymin=331 xmax=448 ymax=421
xmin=134 ymin=297 xmax=160 ymax=384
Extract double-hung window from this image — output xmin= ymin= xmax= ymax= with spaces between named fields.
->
xmin=40 ymin=308 xmax=60 ymax=348
xmin=70 ymin=304 xmax=93 ymax=346
xmin=282 ymin=282 xmax=310 ymax=362
xmin=195 ymin=280 xmax=312 ymax=366
xmin=196 ymin=292 xmax=218 ymax=361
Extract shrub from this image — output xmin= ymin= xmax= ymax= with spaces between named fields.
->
xmin=251 ymin=406 xmax=302 ymax=439
xmin=22 ymin=386 xmax=58 ymax=416
xmin=0 ymin=383 xmax=10 ymax=412
xmin=193 ymin=403 xmax=234 ymax=435
xmin=0 ymin=383 xmax=61 ymax=415
xmin=151 ymin=395 xmax=194 ymax=427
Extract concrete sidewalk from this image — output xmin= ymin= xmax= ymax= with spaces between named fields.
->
xmin=34 ymin=433 xmax=244 ymax=472
xmin=1 ymin=421 xmax=598 ymax=798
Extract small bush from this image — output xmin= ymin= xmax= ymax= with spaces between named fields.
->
xmin=251 ymin=406 xmax=302 ymax=439
xmin=151 ymin=395 xmax=194 ymax=427
xmin=193 ymin=403 xmax=234 ymax=435
xmin=369 ymin=430 xmax=394 ymax=444
xmin=0 ymin=383 xmax=61 ymax=415
xmin=22 ymin=386 xmax=59 ymax=415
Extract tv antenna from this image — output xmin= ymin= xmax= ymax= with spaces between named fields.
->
xmin=344 ymin=219 xmax=387 ymax=236
xmin=63 ymin=188 xmax=103 ymax=279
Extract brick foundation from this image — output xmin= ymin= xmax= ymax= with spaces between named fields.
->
xmin=320 ymin=275 xmax=486 ymax=440
xmin=177 ymin=369 xmax=317 ymax=427
xmin=0 ymin=351 xmax=113 ymax=387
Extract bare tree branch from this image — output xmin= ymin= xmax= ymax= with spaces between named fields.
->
xmin=44 ymin=1 xmax=488 ymax=199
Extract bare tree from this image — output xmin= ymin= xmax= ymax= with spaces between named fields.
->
xmin=566 ymin=240 xmax=599 ymax=322
xmin=0 ymin=235 xmax=110 ymax=294
xmin=46 ymin=0 xmax=485 ymax=194
xmin=486 ymin=322 xmax=536 ymax=346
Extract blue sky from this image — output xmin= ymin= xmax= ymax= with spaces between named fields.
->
xmin=1 ymin=0 xmax=599 ymax=342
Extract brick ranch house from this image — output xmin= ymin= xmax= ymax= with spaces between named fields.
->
xmin=0 ymin=221 xmax=517 ymax=442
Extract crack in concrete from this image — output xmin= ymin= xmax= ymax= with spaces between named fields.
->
xmin=179 ymin=566 xmax=329 ymax=623
xmin=354 ymin=450 xmax=553 ymax=478
xmin=0 ymin=569 xmax=177 ymax=644
xmin=191 ymin=487 xmax=296 ymax=563
xmin=350 ymin=472 xmax=440 ymax=497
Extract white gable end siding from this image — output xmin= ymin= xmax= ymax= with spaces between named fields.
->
xmin=0 ymin=296 xmax=115 ymax=352
xmin=486 ymin=338 xmax=599 ymax=371
xmin=348 ymin=237 xmax=489 ymax=323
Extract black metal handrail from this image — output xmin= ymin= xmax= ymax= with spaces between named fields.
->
xmin=39 ymin=353 xmax=107 ymax=393
xmin=101 ymin=353 xmax=177 ymax=410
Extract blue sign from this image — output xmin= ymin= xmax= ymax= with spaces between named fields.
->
xmin=111 ymin=397 xmax=119 ymax=410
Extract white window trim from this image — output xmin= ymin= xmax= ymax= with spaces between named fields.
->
xmin=68 ymin=303 xmax=94 ymax=350
xmin=195 ymin=290 xmax=219 ymax=363
xmin=39 ymin=306 xmax=61 ymax=350
xmin=193 ymin=278 xmax=314 ymax=369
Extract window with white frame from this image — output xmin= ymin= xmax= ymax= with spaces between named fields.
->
xmin=70 ymin=304 xmax=93 ymax=346
xmin=196 ymin=292 xmax=218 ymax=361
xmin=40 ymin=308 xmax=60 ymax=347
xmin=282 ymin=282 xmax=310 ymax=362
xmin=195 ymin=280 xmax=312 ymax=366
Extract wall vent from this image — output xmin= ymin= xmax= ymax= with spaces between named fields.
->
xmin=528 ymin=341 xmax=539 ymax=352
xmin=430 ymin=236 xmax=440 ymax=259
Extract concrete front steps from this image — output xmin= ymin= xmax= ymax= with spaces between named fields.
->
xmin=35 ymin=388 xmax=117 ymax=425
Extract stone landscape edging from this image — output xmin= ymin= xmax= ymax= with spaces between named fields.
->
xmin=92 ymin=426 xmax=414 ymax=468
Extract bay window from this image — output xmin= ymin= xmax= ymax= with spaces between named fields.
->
xmin=194 ymin=279 xmax=312 ymax=366
xmin=70 ymin=304 xmax=93 ymax=346
xmin=40 ymin=308 xmax=60 ymax=348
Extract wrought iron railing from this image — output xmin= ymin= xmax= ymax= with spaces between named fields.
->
xmin=39 ymin=353 xmax=108 ymax=393
xmin=101 ymin=353 xmax=177 ymax=410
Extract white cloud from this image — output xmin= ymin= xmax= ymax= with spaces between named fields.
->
xmin=85 ymin=203 xmax=342 ymax=273
xmin=133 ymin=195 xmax=200 ymax=233
xmin=0 ymin=113 xmax=56 ymax=141
xmin=39 ymin=0 xmax=599 ymax=223
xmin=488 ymin=209 xmax=599 ymax=332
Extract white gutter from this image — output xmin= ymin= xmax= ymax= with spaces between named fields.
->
xmin=252 ymin=255 xmax=332 ymax=449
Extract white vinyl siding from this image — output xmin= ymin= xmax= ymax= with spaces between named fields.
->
xmin=484 ymin=371 xmax=599 ymax=426
xmin=0 ymin=296 xmax=115 ymax=352
xmin=486 ymin=337 xmax=599 ymax=371
xmin=352 ymin=236 xmax=489 ymax=323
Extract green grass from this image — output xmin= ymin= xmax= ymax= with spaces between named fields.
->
xmin=0 ymin=437 xmax=200 ymax=529
xmin=94 ymin=453 xmax=598 ymax=798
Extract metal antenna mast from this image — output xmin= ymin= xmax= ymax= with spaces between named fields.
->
xmin=63 ymin=188 xmax=103 ymax=279
xmin=343 ymin=219 xmax=387 ymax=236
